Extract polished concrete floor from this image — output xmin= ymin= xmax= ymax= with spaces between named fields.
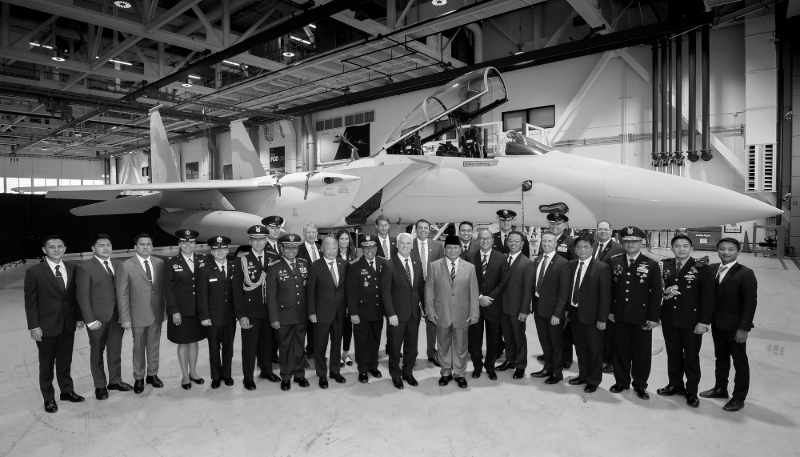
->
xmin=1 ymin=249 xmax=797 ymax=456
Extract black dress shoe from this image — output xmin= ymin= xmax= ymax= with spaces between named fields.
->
xmin=392 ymin=378 xmax=404 ymax=389
xmin=134 ymin=379 xmax=145 ymax=394
xmin=723 ymin=398 xmax=745 ymax=411
xmin=563 ymin=360 xmax=573 ymax=369
xmin=181 ymin=382 xmax=191 ymax=390
xmin=634 ymin=388 xmax=650 ymax=399
xmin=512 ymin=368 xmax=525 ymax=379
xmin=319 ymin=377 xmax=329 ymax=389
xmin=455 ymin=377 xmax=468 ymax=389
xmin=294 ymin=377 xmax=310 ymax=388
xmin=331 ymin=373 xmax=347 ymax=384
xmin=428 ymin=357 xmax=441 ymax=367
xmin=107 ymin=382 xmax=133 ymax=392
xmin=95 ymin=388 xmax=109 ymax=400
xmin=686 ymin=393 xmax=700 ymax=408
xmin=224 ymin=378 xmax=234 ymax=386
xmin=699 ymin=386 xmax=729 ymax=399
xmin=568 ymin=378 xmax=586 ymax=386
xmin=656 ymin=385 xmax=686 ymax=396
xmin=438 ymin=376 xmax=450 ymax=386
xmin=544 ymin=375 xmax=563 ymax=385
xmin=44 ymin=399 xmax=58 ymax=413
xmin=145 ymin=375 xmax=163 ymax=388
xmin=610 ymin=384 xmax=629 ymax=393
xmin=402 ymin=374 xmax=419 ymax=386
xmin=59 ymin=391 xmax=85 ymax=402
xmin=495 ymin=360 xmax=514 ymax=371
xmin=471 ymin=370 xmax=481 ymax=379
xmin=211 ymin=380 xmax=221 ymax=389
xmin=358 ymin=373 xmax=369 ymax=383
xmin=280 ymin=381 xmax=291 ymax=391
xmin=602 ymin=363 xmax=614 ymax=373
xmin=530 ymin=369 xmax=551 ymax=378
xmin=536 ymin=355 xmax=545 ymax=362
xmin=259 ymin=372 xmax=281 ymax=383
xmin=243 ymin=380 xmax=257 ymax=391
xmin=486 ymin=370 xmax=498 ymax=381
xmin=584 ymin=384 xmax=598 ymax=393
xmin=369 ymin=369 xmax=383 ymax=379
xmin=190 ymin=376 xmax=204 ymax=385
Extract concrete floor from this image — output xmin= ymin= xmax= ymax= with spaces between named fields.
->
xmin=1 ymin=249 xmax=798 ymax=456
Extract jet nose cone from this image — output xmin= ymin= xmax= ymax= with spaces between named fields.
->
xmin=604 ymin=165 xmax=781 ymax=228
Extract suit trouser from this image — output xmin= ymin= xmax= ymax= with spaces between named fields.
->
xmin=86 ymin=316 xmax=124 ymax=388
xmin=613 ymin=321 xmax=652 ymax=389
xmin=711 ymin=322 xmax=749 ymax=400
xmin=305 ymin=319 xmax=315 ymax=355
xmin=240 ymin=317 xmax=273 ymax=382
xmin=387 ymin=317 xmax=420 ymax=379
xmin=36 ymin=326 xmax=75 ymax=401
xmin=132 ymin=321 xmax=162 ymax=380
xmin=279 ymin=323 xmax=307 ymax=381
xmin=662 ymin=322 xmax=702 ymax=393
xmin=425 ymin=318 xmax=438 ymax=359
xmin=603 ymin=319 xmax=616 ymax=363
xmin=208 ymin=323 xmax=236 ymax=381
xmin=533 ymin=312 xmax=564 ymax=376
xmin=437 ymin=324 xmax=469 ymax=377
xmin=562 ymin=321 xmax=574 ymax=363
xmin=353 ymin=319 xmax=383 ymax=374
xmin=572 ymin=318 xmax=605 ymax=387
xmin=314 ymin=315 xmax=343 ymax=378
xmin=342 ymin=317 xmax=353 ymax=352
xmin=467 ymin=313 xmax=501 ymax=372
xmin=500 ymin=314 xmax=527 ymax=369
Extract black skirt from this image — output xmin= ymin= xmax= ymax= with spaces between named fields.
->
xmin=167 ymin=315 xmax=207 ymax=344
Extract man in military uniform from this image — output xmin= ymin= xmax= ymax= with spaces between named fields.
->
xmin=262 ymin=215 xmax=284 ymax=257
xmin=608 ymin=226 xmax=662 ymax=399
xmin=658 ymin=234 xmax=715 ymax=408
xmin=197 ymin=236 xmax=236 ymax=389
xmin=492 ymin=209 xmax=530 ymax=258
xmin=266 ymin=233 xmax=310 ymax=391
xmin=347 ymin=235 xmax=386 ymax=383
xmin=233 ymin=225 xmax=281 ymax=391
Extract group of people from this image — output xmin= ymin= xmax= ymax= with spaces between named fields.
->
xmin=24 ymin=210 xmax=757 ymax=415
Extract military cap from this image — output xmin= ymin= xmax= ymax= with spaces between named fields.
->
xmin=444 ymin=235 xmax=461 ymax=246
xmin=247 ymin=225 xmax=268 ymax=237
xmin=359 ymin=234 xmax=378 ymax=247
xmin=261 ymin=215 xmax=285 ymax=227
xmin=175 ymin=229 xmax=199 ymax=241
xmin=497 ymin=209 xmax=517 ymax=220
xmin=278 ymin=233 xmax=301 ymax=248
xmin=546 ymin=213 xmax=569 ymax=223
xmin=207 ymin=236 xmax=231 ymax=248
xmin=620 ymin=226 xmax=646 ymax=241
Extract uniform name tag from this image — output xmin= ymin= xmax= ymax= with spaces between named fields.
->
xmin=209 ymin=278 xmax=218 ymax=282
xmin=361 ymin=270 xmax=369 ymax=275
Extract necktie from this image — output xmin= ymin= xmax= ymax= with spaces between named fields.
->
xmin=383 ymin=239 xmax=390 ymax=259
xmin=596 ymin=243 xmax=604 ymax=259
xmin=103 ymin=260 xmax=114 ymax=279
xmin=676 ymin=261 xmax=682 ymax=273
xmin=219 ymin=264 xmax=226 ymax=276
xmin=329 ymin=261 xmax=337 ymax=285
xmin=404 ymin=258 xmax=412 ymax=283
xmin=628 ymin=257 xmax=634 ymax=268
xmin=257 ymin=255 xmax=263 ymax=267
xmin=420 ymin=242 xmax=427 ymax=279
xmin=536 ymin=255 xmax=548 ymax=294
xmin=572 ymin=261 xmax=584 ymax=305
xmin=450 ymin=261 xmax=456 ymax=282
xmin=369 ymin=261 xmax=374 ymax=271
xmin=288 ymin=262 xmax=295 ymax=273
xmin=310 ymin=245 xmax=317 ymax=262
xmin=144 ymin=259 xmax=152 ymax=282
xmin=54 ymin=265 xmax=66 ymax=292
xmin=716 ymin=265 xmax=728 ymax=283
xmin=481 ymin=254 xmax=488 ymax=276
xmin=508 ymin=255 xmax=513 ymax=266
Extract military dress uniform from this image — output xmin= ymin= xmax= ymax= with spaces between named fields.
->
xmin=266 ymin=234 xmax=310 ymax=388
xmin=492 ymin=210 xmax=531 ymax=258
xmin=347 ymin=235 xmax=386 ymax=379
xmin=163 ymin=229 xmax=208 ymax=345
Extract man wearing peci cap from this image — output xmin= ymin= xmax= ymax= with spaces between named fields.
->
xmin=197 ymin=236 xmax=237 ymax=389
xmin=266 ymin=234 xmax=311 ymax=391
xmin=608 ymin=226 xmax=663 ymax=400
xmin=233 ymin=225 xmax=281 ymax=391
xmin=493 ymin=210 xmax=531 ymax=258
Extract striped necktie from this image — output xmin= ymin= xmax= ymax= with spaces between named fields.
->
xmin=404 ymin=258 xmax=412 ymax=283
xmin=481 ymin=254 xmax=488 ymax=276
xmin=450 ymin=261 xmax=456 ymax=282
xmin=419 ymin=242 xmax=427 ymax=279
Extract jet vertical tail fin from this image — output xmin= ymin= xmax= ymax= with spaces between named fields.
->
xmin=230 ymin=119 xmax=266 ymax=179
xmin=149 ymin=109 xmax=182 ymax=183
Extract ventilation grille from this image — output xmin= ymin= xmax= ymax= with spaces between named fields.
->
xmin=745 ymin=143 xmax=776 ymax=193
xmin=344 ymin=110 xmax=375 ymax=126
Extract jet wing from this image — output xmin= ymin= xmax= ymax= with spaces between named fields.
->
xmin=14 ymin=178 xmax=277 ymax=196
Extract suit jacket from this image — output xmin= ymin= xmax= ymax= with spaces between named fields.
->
xmin=531 ymin=253 xmax=571 ymax=319
xmin=708 ymin=262 xmax=757 ymax=331
xmin=346 ymin=256 xmax=386 ymax=321
xmin=661 ymin=257 xmax=715 ymax=328
xmin=425 ymin=258 xmax=479 ymax=329
xmin=469 ymin=249 xmax=509 ymax=318
xmin=381 ymin=255 xmax=425 ymax=321
xmin=593 ymin=240 xmax=624 ymax=263
xmin=376 ymin=235 xmax=397 ymax=259
xmin=24 ymin=261 xmax=81 ymax=337
xmin=163 ymin=254 xmax=208 ymax=317
xmin=76 ymin=257 xmax=122 ymax=324
xmin=609 ymin=253 xmax=662 ymax=324
xmin=458 ymin=240 xmax=480 ymax=261
xmin=493 ymin=231 xmax=531 ymax=258
xmin=501 ymin=253 xmax=535 ymax=316
xmin=297 ymin=242 xmax=322 ymax=263
xmin=265 ymin=239 xmax=282 ymax=258
xmin=412 ymin=238 xmax=444 ymax=274
xmin=116 ymin=255 xmax=165 ymax=327
xmin=306 ymin=257 xmax=347 ymax=324
xmin=267 ymin=258 xmax=309 ymax=325
xmin=232 ymin=251 xmax=275 ymax=320
xmin=196 ymin=260 xmax=236 ymax=326
xmin=550 ymin=232 xmax=576 ymax=261
xmin=568 ymin=258 xmax=612 ymax=325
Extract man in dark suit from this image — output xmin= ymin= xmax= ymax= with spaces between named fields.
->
xmin=375 ymin=214 xmax=397 ymax=260
xmin=467 ymin=228 xmax=509 ymax=380
xmin=496 ymin=231 xmax=534 ymax=379
xmin=348 ymin=235 xmax=386 ymax=383
xmin=25 ymin=235 xmax=84 ymax=413
xmin=76 ymin=233 xmax=131 ymax=400
xmin=566 ymin=235 xmax=612 ymax=393
xmin=593 ymin=220 xmax=624 ymax=373
xmin=233 ymin=225 xmax=281 ymax=391
xmin=381 ymin=232 xmax=425 ymax=389
xmin=198 ymin=236 xmax=237 ymax=389
xmin=458 ymin=221 xmax=480 ymax=261
xmin=608 ymin=226 xmax=663 ymax=400
xmin=699 ymin=238 xmax=758 ymax=412
xmin=267 ymin=234 xmax=311 ymax=391
xmin=307 ymin=236 xmax=349 ymax=388
xmin=298 ymin=223 xmax=322 ymax=363
xmin=658 ymin=235 xmax=715 ymax=408
xmin=529 ymin=231 xmax=571 ymax=385
xmin=412 ymin=219 xmax=444 ymax=367
xmin=493 ymin=210 xmax=530 ymax=257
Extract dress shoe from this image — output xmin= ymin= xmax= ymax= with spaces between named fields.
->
xmin=181 ymin=382 xmax=191 ymax=390
xmin=530 ymin=369 xmax=551 ymax=378
xmin=656 ymin=385 xmax=686 ymax=396
xmin=281 ymin=381 xmax=291 ymax=391
xmin=512 ymin=368 xmax=525 ymax=379
xmin=331 ymin=373 xmax=347 ymax=384
xmin=133 ymin=379 xmax=145 ymax=394
xmin=495 ymin=360 xmax=514 ymax=372
xmin=536 ymin=355 xmax=545 ymax=362
xmin=95 ymin=388 xmax=109 ymax=400
xmin=392 ymin=378 xmax=404 ymax=389
xmin=369 ymin=369 xmax=383 ymax=379
xmin=224 ymin=378 xmax=234 ymax=386
xmin=686 ymin=393 xmax=700 ymax=408
xmin=610 ymin=384 xmax=629 ymax=394
xmin=259 ymin=372 xmax=281 ymax=383
xmin=544 ymin=375 xmax=563 ymax=385
xmin=699 ymin=386 xmax=730 ymax=399
xmin=563 ymin=360 xmax=572 ymax=369
xmin=294 ymin=377 xmax=310 ymax=388
xmin=44 ymin=399 xmax=58 ymax=413
xmin=471 ymin=370 xmax=481 ymax=379
xmin=319 ymin=377 xmax=329 ymax=389
xmin=584 ymin=384 xmax=598 ymax=393
xmin=189 ymin=376 xmax=204 ymax=385
xmin=455 ymin=377 xmax=468 ymax=389
xmin=59 ymin=391 xmax=85 ymax=403
xmin=634 ymin=388 xmax=650 ymax=399
xmin=145 ymin=375 xmax=164 ymax=388
xmin=211 ymin=380 xmax=221 ymax=389
xmin=438 ymin=376 xmax=450 ymax=386
xmin=358 ymin=373 xmax=369 ymax=383
xmin=402 ymin=374 xmax=419 ymax=386
xmin=428 ymin=357 xmax=441 ymax=367
xmin=107 ymin=382 xmax=133 ymax=392
xmin=486 ymin=370 xmax=498 ymax=381
xmin=602 ymin=363 xmax=614 ymax=373
xmin=568 ymin=378 xmax=587 ymax=386
xmin=243 ymin=380 xmax=257 ymax=391
xmin=723 ymin=398 xmax=745 ymax=412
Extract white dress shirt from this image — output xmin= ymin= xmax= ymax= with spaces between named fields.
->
xmin=136 ymin=254 xmax=155 ymax=284
xmin=397 ymin=253 xmax=413 ymax=284
xmin=535 ymin=252 xmax=551 ymax=298
xmin=96 ymin=256 xmax=114 ymax=275
xmin=717 ymin=260 xmax=737 ymax=282
xmin=45 ymin=257 xmax=68 ymax=288
xmin=215 ymin=260 xmax=227 ymax=276
xmin=327 ymin=258 xmax=339 ymax=285
xmin=379 ymin=235 xmax=392 ymax=259
xmin=448 ymin=257 xmax=460 ymax=277
xmin=305 ymin=242 xmax=318 ymax=261
xmin=507 ymin=251 xmax=520 ymax=266
xmin=182 ymin=253 xmax=194 ymax=273
xmin=595 ymin=241 xmax=609 ymax=259
xmin=625 ymin=252 xmax=640 ymax=267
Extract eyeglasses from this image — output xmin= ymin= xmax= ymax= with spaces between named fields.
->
xmin=478 ymin=237 xmax=493 ymax=241
xmin=596 ymin=228 xmax=611 ymax=232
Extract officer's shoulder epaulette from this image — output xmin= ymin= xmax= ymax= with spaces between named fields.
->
xmin=296 ymin=258 xmax=308 ymax=263
xmin=268 ymin=260 xmax=281 ymax=267
xmin=610 ymin=253 xmax=623 ymax=259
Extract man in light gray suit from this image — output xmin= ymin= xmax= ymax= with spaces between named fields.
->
xmin=412 ymin=218 xmax=445 ymax=367
xmin=426 ymin=235 xmax=479 ymax=389
xmin=117 ymin=233 xmax=166 ymax=394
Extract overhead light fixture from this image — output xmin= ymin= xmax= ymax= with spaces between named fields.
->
xmin=52 ymin=55 xmax=65 ymax=62
xmin=30 ymin=42 xmax=54 ymax=50
xmin=282 ymin=51 xmax=295 ymax=57
xmin=222 ymin=60 xmax=240 ymax=66
xmin=109 ymin=59 xmax=132 ymax=66
xmin=432 ymin=0 xmax=447 ymax=5
xmin=182 ymin=82 xmax=193 ymax=87
xmin=290 ymin=35 xmax=311 ymax=45
xmin=188 ymin=75 xmax=201 ymax=80
xmin=114 ymin=1 xmax=132 ymax=8
xmin=308 ymin=24 xmax=316 ymax=28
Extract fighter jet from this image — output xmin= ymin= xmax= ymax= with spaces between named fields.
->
xmin=16 ymin=67 xmax=781 ymax=244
